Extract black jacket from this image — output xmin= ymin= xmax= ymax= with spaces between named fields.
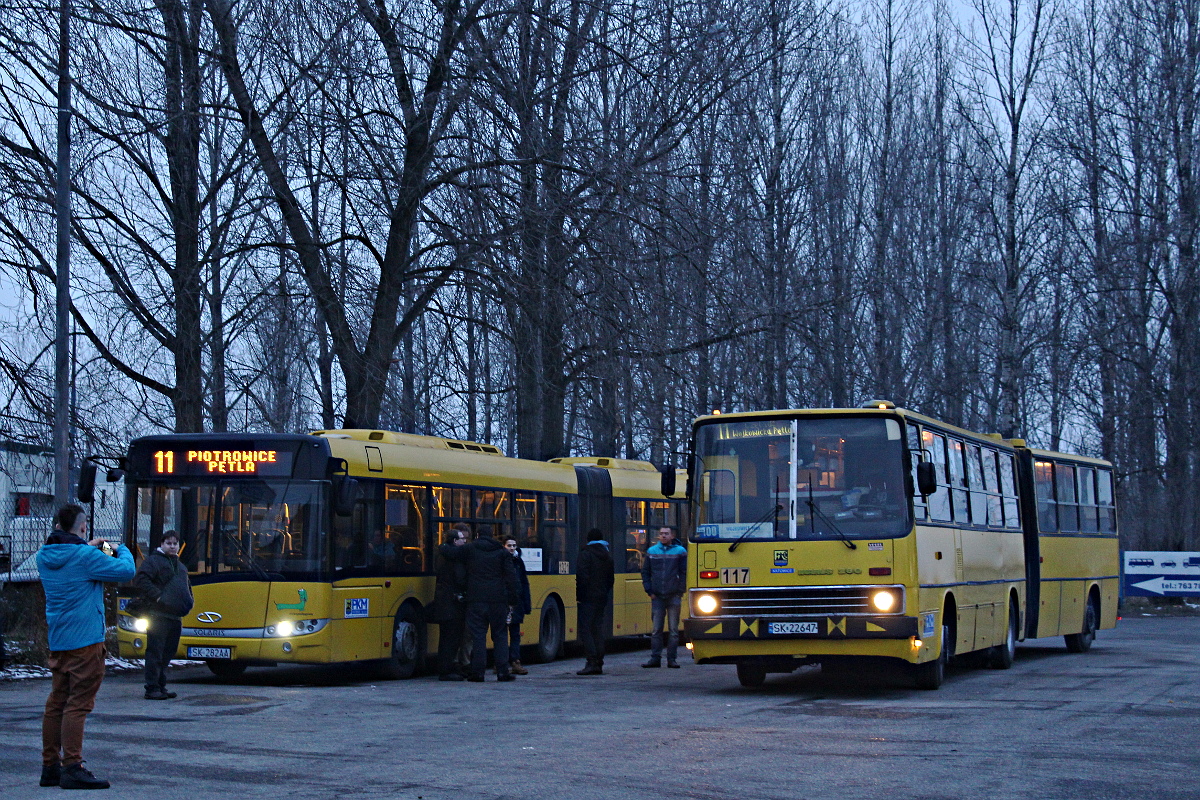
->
xmin=432 ymin=542 xmax=468 ymax=623
xmin=511 ymin=550 xmax=532 ymax=621
xmin=576 ymin=542 xmax=614 ymax=604
xmin=450 ymin=535 xmax=519 ymax=605
xmin=131 ymin=549 xmax=194 ymax=619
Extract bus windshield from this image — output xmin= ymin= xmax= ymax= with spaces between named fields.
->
xmin=131 ymin=480 xmax=327 ymax=579
xmin=692 ymin=416 xmax=910 ymax=541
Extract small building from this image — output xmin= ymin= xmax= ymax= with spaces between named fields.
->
xmin=0 ymin=442 xmax=54 ymax=581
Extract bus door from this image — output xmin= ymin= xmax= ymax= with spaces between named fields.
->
xmin=574 ymin=466 xmax=616 ymax=637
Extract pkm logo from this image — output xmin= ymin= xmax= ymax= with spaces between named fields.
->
xmin=773 ymin=550 xmax=788 ymax=567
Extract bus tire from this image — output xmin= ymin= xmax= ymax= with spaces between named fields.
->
xmin=534 ymin=597 xmax=564 ymax=663
xmin=207 ymin=660 xmax=247 ymax=679
xmin=736 ymin=662 xmax=767 ymax=688
xmin=1064 ymin=593 xmax=1098 ymax=653
xmin=987 ymin=597 xmax=1018 ymax=669
xmin=913 ymin=614 xmax=954 ymax=690
xmin=380 ymin=604 xmax=425 ymax=679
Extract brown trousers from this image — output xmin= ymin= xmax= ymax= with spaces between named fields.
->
xmin=42 ymin=642 xmax=106 ymax=767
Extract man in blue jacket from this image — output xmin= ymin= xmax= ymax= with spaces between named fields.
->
xmin=36 ymin=504 xmax=135 ymax=790
xmin=641 ymin=527 xmax=687 ymax=668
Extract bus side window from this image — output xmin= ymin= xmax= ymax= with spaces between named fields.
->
xmin=908 ymin=424 xmax=928 ymax=520
xmin=334 ymin=498 xmax=370 ymax=571
xmin=541 ymin=494 xmax=568 ymax=575
xmin=966 ymin=443 xmax=986 ymax=526
xmin=515 ymin=492 xmax=538 ymax=548
xmin=1000 ymin=455 xmax=1021 ymax=529
xmin=1056 ymin=463 xmax=1079 ymax=532
xmin=1034 ymin=460 xmax=1056 ymax=532
xmin=982 ymin=449 xmax=1003 ymax=528
xmin=1077 ymin=468 xmax=1099 ymax=532
xmin=947 ymin=438 xmax=969 ymax=523
xmin=385 ymin=484 xmax=428 ymax=572
xmin=1097 ymin=470 xmax=1116 ymax=533
xmin=924 ymin=431 xmax=952 ymax=522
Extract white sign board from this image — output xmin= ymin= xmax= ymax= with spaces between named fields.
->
xmin=1123 ymin=550 xmax=1200 ymax=597
xmin=520 ymin=547 xmax=543 ymax=573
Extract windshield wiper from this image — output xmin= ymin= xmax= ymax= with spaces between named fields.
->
xmin=729 ymin=504 xmax=783 ymax=552
xmin=805 ymin=482 xmax=857 ymax=550
xmin=221 ymin=527 xmax=273 ymax=581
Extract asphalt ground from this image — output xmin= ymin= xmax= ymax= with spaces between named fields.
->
xmin=0 ymin=616 xmax=1197 ymax=800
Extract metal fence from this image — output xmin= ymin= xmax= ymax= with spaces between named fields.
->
xmin=1 ymin=489 xmax=125 ymax=584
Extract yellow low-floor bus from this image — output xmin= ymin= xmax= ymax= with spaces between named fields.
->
xmin=683 ymin=403 xmax=1118 ymax=689
xmin=108 ymin=430 xmax=682 ymax=678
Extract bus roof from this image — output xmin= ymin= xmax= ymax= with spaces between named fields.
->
xmin=691 ymin=407 xmax=1107 ymax=463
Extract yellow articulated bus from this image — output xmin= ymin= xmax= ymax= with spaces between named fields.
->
xmin=113 ymin=430 xmax=682 ymax=678
xmin=683 ymin=403 xmax=1118 ymax=689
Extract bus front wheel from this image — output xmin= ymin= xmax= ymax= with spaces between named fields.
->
xmin=913 ymin=619 xmax=953 ymax=690
xmin=380 ymin=605 xmax=425 ymax=679
xmin=736 ymin=662 xmax=767 ymax=688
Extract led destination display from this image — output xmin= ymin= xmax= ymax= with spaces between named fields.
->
xmin=145 ymin=445 xmax=295 ymax=477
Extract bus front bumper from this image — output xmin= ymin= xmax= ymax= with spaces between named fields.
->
xmin=685 ymin=614 xmax=918 ymax=641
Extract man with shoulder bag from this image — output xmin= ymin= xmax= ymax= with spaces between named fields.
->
xmin=131 ymin=531 xmax=193 ymax=700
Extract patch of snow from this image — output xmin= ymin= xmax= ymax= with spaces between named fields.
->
xmin=1 ymin=656 xmax=199 ymax=681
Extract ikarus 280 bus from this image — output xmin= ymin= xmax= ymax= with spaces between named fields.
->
xmin=683 ymin=403 xmax=1118 ymax=689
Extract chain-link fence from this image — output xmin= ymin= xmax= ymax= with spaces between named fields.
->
xmin=1 ymin=486 xmax=125 ymax=584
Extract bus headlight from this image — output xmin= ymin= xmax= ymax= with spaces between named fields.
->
xmin=871 ymin=590 xmax=897 ymax=612
xmin=696 ymin=594 xmax=719 ymax=614
xmin=134 ymin=617 xmax=150 ymax=633
xmin=276 ymin=620 xmax=295 ymax=638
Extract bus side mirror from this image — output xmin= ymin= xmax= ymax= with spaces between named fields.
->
xmin=335 ymin=476 xmax=357 ymax=517
xmin=660 ymin=466 xmax=676 ymax=498
xmin=916 ymin=461 xmax=938 ymax=497
xmin=106 ymin=467 xmax=126 ymax=483
xmin=77 ymin=459 xmax=98 ymax=504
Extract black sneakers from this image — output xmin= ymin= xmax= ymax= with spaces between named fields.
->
xmin=577 ymin=661 xmax=603 ymax=675
xmin=144 ymin=689 xmax=173 ymax=700
xmin=59 ymin=762 xmax=110 ymax=790
xmin=40 ymin=764 xmax=61 ymax=787
xmin=497 ymin=673 xmax=516 ymax=682
xmin=642 ymin=658 xmax=662 ymax=668
xmin=667 ymin=660 xmax=680 ymax=668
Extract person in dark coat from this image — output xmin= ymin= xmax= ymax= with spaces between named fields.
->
xmin=575 ymin=528 xmax=614 ymax=675
xmin=502 ymin=536 xmax=532 ymax=675
xmin=433 ymin=525 xmax=469 ymax=680
xmin=131 ymin=531 xmax=194 ymax=700
xmin=449 ymin=524 xmax=519 ymax=682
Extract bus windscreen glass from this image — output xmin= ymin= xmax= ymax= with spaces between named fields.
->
xmin=693 ymin=417 xmax=910 ymax=541
xmin=133 ymin=481 xmax=326 ymax=578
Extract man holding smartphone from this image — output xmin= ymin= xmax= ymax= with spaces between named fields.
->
xmin=36 ymin=504 xmax=135 ymax=790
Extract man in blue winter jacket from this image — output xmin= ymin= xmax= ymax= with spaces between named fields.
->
xmin=36 ymin=504 xmax=135 ymax=790
xmin=641 ymin=527 xmax=687 ymax=668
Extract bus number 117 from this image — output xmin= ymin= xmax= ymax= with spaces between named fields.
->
xmin=721 ymin=568 xmax=749 ymax=585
